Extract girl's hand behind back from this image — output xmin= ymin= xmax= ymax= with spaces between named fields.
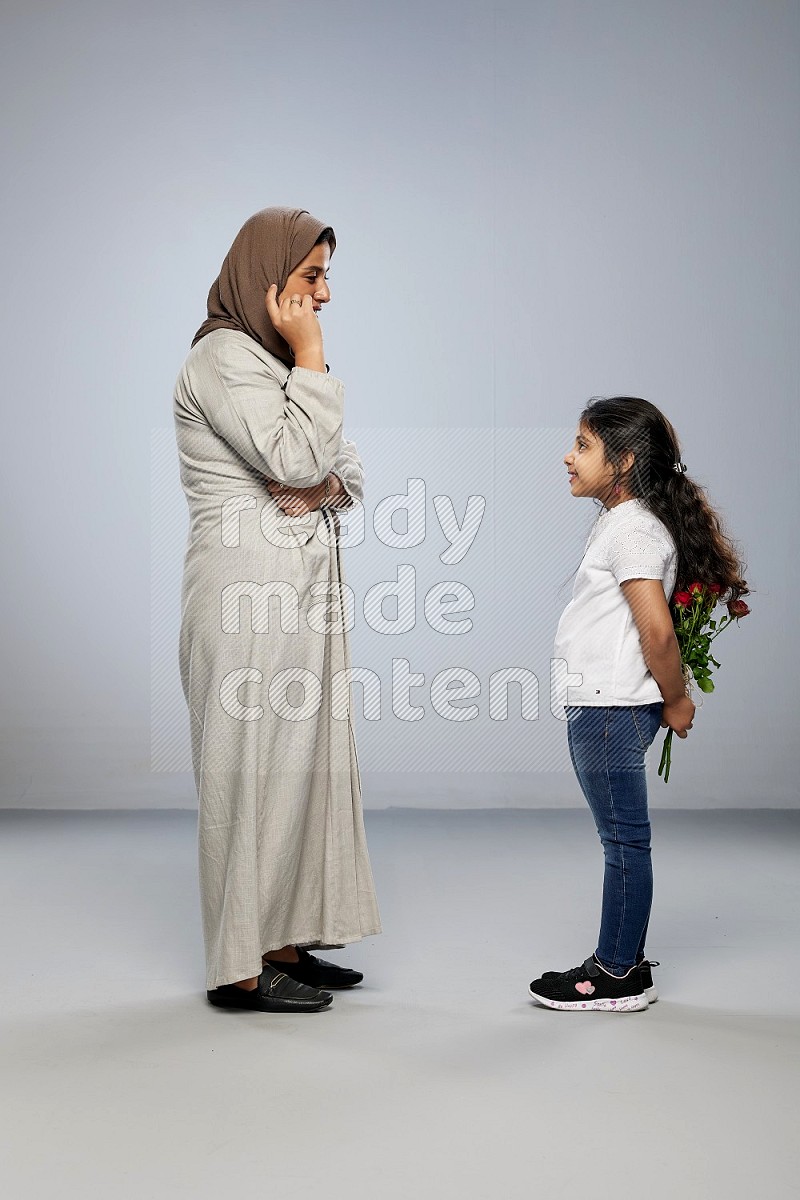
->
xmin=620 ymin=578 xmax=696 ymax=739
xmin=661 ymin=695 xmax=695 ymax=738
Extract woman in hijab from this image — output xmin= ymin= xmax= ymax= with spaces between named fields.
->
xmin=174 ymin=207 xmax=381 ymax=1013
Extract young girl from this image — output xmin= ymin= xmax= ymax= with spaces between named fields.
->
xmin=529 ymin=396 xmax=748 ymax=1013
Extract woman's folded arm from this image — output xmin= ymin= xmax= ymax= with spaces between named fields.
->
xmin=329 ymin=436 xmax=364 ymax=508
xmin=200 ymin=337 xmax=344 ymax=486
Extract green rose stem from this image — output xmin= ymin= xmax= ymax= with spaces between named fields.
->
xmin=658 ymin=591 xmax=703 ymax=783
xmin=658 ymin=727 xmax=673 ymax=781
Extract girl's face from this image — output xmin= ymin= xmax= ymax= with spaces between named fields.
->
xmin=277 ymin=242 xmax=332 ymax=312
xmin=564 ymin=423 xmax=632 ymax=507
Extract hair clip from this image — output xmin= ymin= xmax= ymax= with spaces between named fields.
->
xmin=672 ymin=461 xmax=687 ymax=473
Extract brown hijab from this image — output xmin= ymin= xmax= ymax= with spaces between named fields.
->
xmin=192 ymin=206 xmax=336 ymax=365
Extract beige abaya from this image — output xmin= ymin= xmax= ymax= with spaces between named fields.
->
xmin=174 ymin=248 xmax=381 ymax=988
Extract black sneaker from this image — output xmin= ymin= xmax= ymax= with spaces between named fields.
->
xmin=639 ymin=959 xmax=659 ymax=1004
xmin=540 ymin=957 xmax=660 ymax=1003
xmin=529 ymin=955 xmax=649 ymax=1012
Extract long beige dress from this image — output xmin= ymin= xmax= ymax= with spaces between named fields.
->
xmin=174 ymin=328 xmax=381 ymax=989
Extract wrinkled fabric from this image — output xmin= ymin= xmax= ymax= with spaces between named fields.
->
xmin=174 ymin=327 xmax=380 ymax=989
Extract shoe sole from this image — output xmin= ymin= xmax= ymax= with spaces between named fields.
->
xmin=308 ymin=977 xmax=363 ymax=989
xmin=645 ymin=986 xmax=658 ymax=1003
xmin=263 ymin=976 xmax=363 ymax=990
xmin=528 ymin=986 xmax=648 ymax=1012
xmin=207 ymin=993 xmax=334 ymax=1013
xmin=208 ymin=1001 xmax=334 ymax=1012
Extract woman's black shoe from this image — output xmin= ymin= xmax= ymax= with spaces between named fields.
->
xmin=207 ymin=962 xmax=333 ymax=1012
xmin=264 ymin=946 xmax=364 ymax=990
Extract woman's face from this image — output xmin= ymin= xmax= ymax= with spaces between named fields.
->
xmin=277 ymin=242 xmax=332 ymax=312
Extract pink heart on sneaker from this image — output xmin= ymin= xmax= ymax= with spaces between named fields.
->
xmin=575 ymin=981 xmax=595 ymax=995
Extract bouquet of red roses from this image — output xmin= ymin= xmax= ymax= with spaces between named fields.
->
xmin=658 ymin=583 xmax=751 ymax=782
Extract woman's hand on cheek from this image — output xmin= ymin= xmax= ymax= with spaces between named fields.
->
xmin=265 ymin=284 xmax=324 ymax=369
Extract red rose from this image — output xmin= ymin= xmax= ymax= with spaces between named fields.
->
xmin=707 ymin=583 xmax=722 ymax=595
xmin=727 ymin=598 xmax=751 ymax=618
xmin=673 ymin=591 xmax=692 ymax=607
xmin=689 ymin=582 xmax=703 ymax=594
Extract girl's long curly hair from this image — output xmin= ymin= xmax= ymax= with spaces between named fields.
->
xmin=580 ymin=396 xmax=748 ymax=603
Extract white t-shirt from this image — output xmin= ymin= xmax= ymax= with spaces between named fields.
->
xmin=553 ymin=498 xmax=678 ymax=707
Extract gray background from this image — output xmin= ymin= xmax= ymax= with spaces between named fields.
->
xmin=1 ymin=0 xmax=797 ymax=809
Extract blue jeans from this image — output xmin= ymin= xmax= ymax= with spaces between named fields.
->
xmin=565 ymin=703 xmax=664 ymax=975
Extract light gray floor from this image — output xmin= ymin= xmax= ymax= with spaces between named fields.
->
xmin=1 ymin=809 xmax=798 ymax=1200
